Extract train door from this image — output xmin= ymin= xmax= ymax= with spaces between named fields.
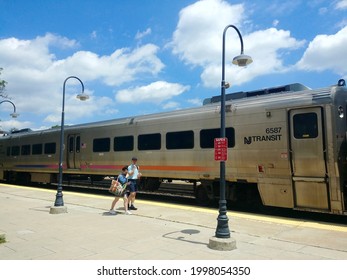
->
xmin=289 ymin=107 xmax=330 ymax=210
xmin=67 ymin=134 xmax=81 ymax=169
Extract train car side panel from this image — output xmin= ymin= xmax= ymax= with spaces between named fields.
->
xmin=1 ymin=81 xmax=346 ymax=215
xmin=228 ymin=104 xmax=293 ymax=208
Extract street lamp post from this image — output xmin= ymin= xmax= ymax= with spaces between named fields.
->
xmin=211 ymin=25 xmax=252 ymax=248
xmin=51 ymin=76 xmax=89 ymax=213
xmin=0 ymin=100 xmax=19 ymax=118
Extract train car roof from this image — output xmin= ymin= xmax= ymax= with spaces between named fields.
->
xmin=203 ymin=82 xmax=311 ymax=105
xmin=3 ymin=80 xmax=346 ymax=138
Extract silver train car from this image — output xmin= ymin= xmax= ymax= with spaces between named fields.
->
xmin=1 ymin=79 xmax=347 ymax=215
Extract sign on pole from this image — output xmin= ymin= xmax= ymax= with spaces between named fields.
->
xmin=214 ymin=137 xmax=228 ymax=161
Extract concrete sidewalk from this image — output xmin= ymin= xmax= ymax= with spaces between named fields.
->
xmin=1 ymin=183 xmax=347 ymax=260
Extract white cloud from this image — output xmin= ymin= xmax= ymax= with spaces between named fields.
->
xmin=115 ymin=81 xmax=190 ymax=104
xmin=170 ymin=0 xmax=305 ymax=88
xmin=201 ymin=27 xmax=304 ymax=87
xmin=265 ymin=0 xmax=301 ymax=16
xmin=336 ymin=18 xmax=347 ymax=28
xmin=272 ymin=20 xmax=280 ymax=27
xmin=90 ymin=31 xmax=97 ymax=39
xmin=171 ymin=0 xmax=245 ymax=66
xmin=43 ymin=91 xmax=114 ymax=124
xmin=0 ymin=33 xmax=166 ymax=129
xmin=296 ymin=26 xmax=347 ymax=75
xmin=163 ymin=101 xmax=180 ymax=110
xmin=0 ymin=118 xmax=31 ymax=132
xmin=59 ymin=44 xmax=164 ymax=86
xmin=59 ymin=45 xmax=162 ymax=85
xmin=0 ymin=34 xmax=76 ymax=69
xmin=335 ymin=0 xmax=347 ymax=10
xmin=135 ymin=28 xmax=152 ymax=40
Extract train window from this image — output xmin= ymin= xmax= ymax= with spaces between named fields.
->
xmin=44 ymin=142 xmax=56 ymax=154
xmin=21 ymin=145 xmax=31 ymax=156
xmin=200 ymin=127 xmax=235 ymax=148
xmin=6 ymin=147 xmax=10 ymax=156
xmin=32 ymin=143 xmax=43 ymax=155
xmin=166 ymin=130 xmax=194 ymax=149
xmin=138 ymin=133 xmax=161 ymax=150
xmin=293 ymin=113 xmax=318 ymax=139
xmin=11 ymin=146 xmax=20 ymax=156
xmin=76 ymin=136 xmax=81 ymax=153
xmin=69 ymin=137 xmax=74 ymax=153
xmin=93 ymin=138 xmax=110 ymax=152
xmin=114 ymin=136 xmax=134 ymax=151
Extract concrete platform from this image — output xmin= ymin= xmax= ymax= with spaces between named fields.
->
xmin=1 ymin=182 xmax=347 ymax=260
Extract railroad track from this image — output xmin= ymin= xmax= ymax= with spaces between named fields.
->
xmin=56 ymin=178 xmax=198 ymax=208
xmin=65 ymin=178 xmax=195 ymax=197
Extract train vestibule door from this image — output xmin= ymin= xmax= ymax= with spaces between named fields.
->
xmin=289 ymin=107 xmax=330 ymax=210
xmin=67 ymin=134 xmax=81 ymax=169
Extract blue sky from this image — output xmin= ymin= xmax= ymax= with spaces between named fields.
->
xmin=0 ymin=0 xmax=347 ymax=132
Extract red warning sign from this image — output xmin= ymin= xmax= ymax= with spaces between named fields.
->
xmin=214 ymin=137 xmax=228 ymax=161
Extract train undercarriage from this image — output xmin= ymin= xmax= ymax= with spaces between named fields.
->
xmin=1 ymin=170 xmax=262 ymax=208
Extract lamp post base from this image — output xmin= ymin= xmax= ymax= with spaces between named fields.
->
xmin=49 ymin=206 xmax=67 ymax=214
xmin=208 ymin=236 xmax=237 ymax=251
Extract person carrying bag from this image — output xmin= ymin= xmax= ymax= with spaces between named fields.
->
xmin=108 ymin=166 xmax=132 ymax=215
xmin=109 ymin=178 xmax=127 ymax=197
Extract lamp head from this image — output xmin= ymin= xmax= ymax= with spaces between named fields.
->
xmin=232 ymin=54 xmax=253 ymax=67
xmin=76 ymin=93 xmax=89 ymax=101
xmin=10 ymin=112 xmax=19 ymax=118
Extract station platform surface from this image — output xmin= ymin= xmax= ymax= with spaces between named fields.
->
xmin=1 ymin=182 xmax=347 ymax=260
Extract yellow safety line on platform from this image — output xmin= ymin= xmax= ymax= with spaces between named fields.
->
xmin=139 ymin=200 xmax=347 ymax=232
xmin=1 ymin=183 xmax=347 ymax=232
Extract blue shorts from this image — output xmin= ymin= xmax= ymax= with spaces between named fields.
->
xmin=128 ymin=180 xmax=138 ymax=193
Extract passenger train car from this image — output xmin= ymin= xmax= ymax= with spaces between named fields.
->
xmin=1 ymin=79 xmax=347 ymax=215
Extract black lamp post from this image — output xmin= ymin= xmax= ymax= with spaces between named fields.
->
xmin=53 ymin=76 xmax=89 ymax=208
xmin=0 ymin=100 xmax=19 ymax=118
xmin=215 ymin=25 xmax=253 ymax=238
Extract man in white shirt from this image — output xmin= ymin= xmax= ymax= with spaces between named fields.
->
xmin=127 ymin=157 xmax=141 ymax=210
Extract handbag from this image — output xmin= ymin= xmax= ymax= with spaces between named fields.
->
xmin=109 ymin=179 xmax=127 ymax=197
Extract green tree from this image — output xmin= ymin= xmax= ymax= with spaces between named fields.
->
xmin=0 ymin=68 xmax=8 ymax=98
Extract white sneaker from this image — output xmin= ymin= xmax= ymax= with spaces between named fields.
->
xmin=125 ymin=210 xmax=132 ymax=215
xmin=109 ymin=210 xmax=117 ymax=215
